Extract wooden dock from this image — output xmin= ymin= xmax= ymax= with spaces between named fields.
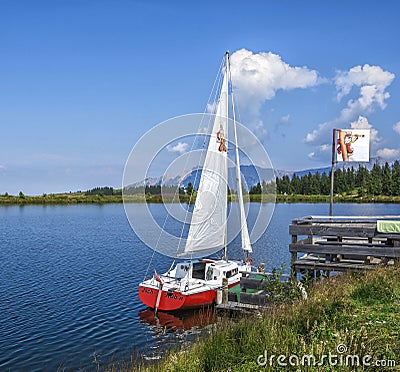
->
xmin=216 ymin=301 xmax=266 ymax=315
xmin=217 ymin=215 xmax=400 ymax=314
xmin=290 ymin=215 xmax=400 ymax=279
xmin=216 ymin=273 xmax=289 ymax=314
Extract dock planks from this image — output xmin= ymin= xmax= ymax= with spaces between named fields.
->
xmin=290 ymin=215 xmax=400 ymax=278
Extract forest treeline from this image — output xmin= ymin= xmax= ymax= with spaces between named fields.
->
xmin=85 ymin=186 xmax=121 ymax=196
xmin=250 ymin=161 xmax=400 ymax=196
xmin=122 ymin=185 xmax=186 ymax=195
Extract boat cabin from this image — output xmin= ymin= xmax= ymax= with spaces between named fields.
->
xmin=172 ymin=260 xmax=239 ymax=282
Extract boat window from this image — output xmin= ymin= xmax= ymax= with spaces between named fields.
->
xmin=175 ymin=264 xmax=189 ymax=279
xmin=192 ymin=262 xmax=206 ymax=280
xmin=225 ymin=268 xmax=237 ymax=278
xmin=206 ymin=266 xmax=213 ymax=281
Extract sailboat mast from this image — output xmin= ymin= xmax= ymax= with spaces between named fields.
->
xmin=224 ymin=51 xmax=229 ymax=121
xmin=223 ymin=51 xmax=229 ymax=262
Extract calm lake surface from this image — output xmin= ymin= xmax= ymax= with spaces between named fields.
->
xmin=1 ymin=203 xmax=399 ymax=370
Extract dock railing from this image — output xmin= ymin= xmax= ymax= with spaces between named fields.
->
xmin=290 ymin=215 xmax=400 ymax=279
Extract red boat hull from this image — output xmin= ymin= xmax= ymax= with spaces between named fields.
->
xmin=139 ymin=286 xmax=216 ymax=311
xmin=139 ymin=282 xmax=239 ymax=311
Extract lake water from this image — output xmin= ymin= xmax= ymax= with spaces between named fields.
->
xmin=1 ymin=203 xmax=399 ymax=370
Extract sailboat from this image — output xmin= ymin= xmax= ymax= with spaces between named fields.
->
xmin=138 ymin=52 xmax=254 ymax=311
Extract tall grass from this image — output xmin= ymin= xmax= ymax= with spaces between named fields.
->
xmin=135 ymin=266 xmax=400 ymax=372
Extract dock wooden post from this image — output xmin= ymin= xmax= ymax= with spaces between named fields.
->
xmin=291 ymin=234 xmax=297 ymax=281
xmin=222 ymin=278 xmax=228 ymax=304
xmin=329 ymin=128 xmax=337 ymax=217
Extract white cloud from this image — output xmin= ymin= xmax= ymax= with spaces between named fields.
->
xmin=254 ymin=120 xmax=269 ymax=141
xmin=231 ymin=49 xmax=320 ymax=105
xmin=230 ymin=49 xmax=321 ymax=134
xmin=166 ymin=142 xmax=189 ymax=154
xmin=376 ymin=148 xmax=400 ymax=160
xmin=307 ymin=143 xmax=331 ymax=161
xmin=393 ymin=121 xmax=400 ymax=135
xmin=279 ymin=114 xmax=290 ymax=124
xmin=350 ymin=116 xmax=380 ymax=144
xmin=274 ymin=114 xmax=291 ymax=137
xmin=320 ymin=143 xmax=330 ymax=151
xmin=305 ymin=64 xmax=395 ymax=151
xmin=305 ymin=121 xmax=331 ymax=144
xmin=335 ymin=64 xmax=394 ymax=102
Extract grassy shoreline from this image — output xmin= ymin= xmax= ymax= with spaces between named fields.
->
xmin=274 ymin=194 xmax=400 ymax=203
xmin=133 ymin=266 xmax=399 ymax=372
xmin=1 ymin=193 xmax=400 ymax=205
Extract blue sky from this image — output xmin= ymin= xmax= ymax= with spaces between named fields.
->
xmin=1 ymin=0 xmax=400 ymax=195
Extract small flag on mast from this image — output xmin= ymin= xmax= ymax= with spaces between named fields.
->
xmin=337 ymin=129 xmax=370 ymax=162
xmin=154 ymin=268 xmax=163 ymax=284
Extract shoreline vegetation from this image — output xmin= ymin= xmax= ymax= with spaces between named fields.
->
xmin=128 ymin=265 xmax=399 ymax=372
xmin=2 ymin=161 xmax=399 ymax=205
xmin=1 ymin=192 xmax=399 ymax=205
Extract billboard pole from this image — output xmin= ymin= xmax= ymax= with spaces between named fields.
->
xmin=329 ymin=128 xmax=336 ymax=217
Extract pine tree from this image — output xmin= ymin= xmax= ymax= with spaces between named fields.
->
xmin=320 ymin=173 xmax=330 ymax=195
xmin=291 ymin=174 xmax=301 ymax=194
xmin=301 ymin=173 xmax=312 ymax=195
xmin=334 ymin=169 xmax=346 ymax=194
xmin=368 ymin=163 xmax=383 ymax=196
xmin=310 ymin=172 xmax=321 ymax=195
xmin=346 ymin=167 xmax=355 ymax=192
xmin=281 ymin=175 xmax=292 ymax=194
xmin=382 ymin=162 xmax=392 ymax=196
xmin=355 ymin=166 xmax=369 ymax=195
xmin=392 ymin=160 xmax=400 ymax=196
xmin=186 ymin=182 xmax=194 ymax=196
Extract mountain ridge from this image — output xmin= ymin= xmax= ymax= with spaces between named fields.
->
xmin=126 ymin=157 xmax=395 ymax=190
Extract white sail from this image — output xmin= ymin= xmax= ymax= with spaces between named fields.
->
xmin=232 ymin=102 xmax=252 ymax=253
xmin=183 ymin=64 xmax=229 ymax=255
